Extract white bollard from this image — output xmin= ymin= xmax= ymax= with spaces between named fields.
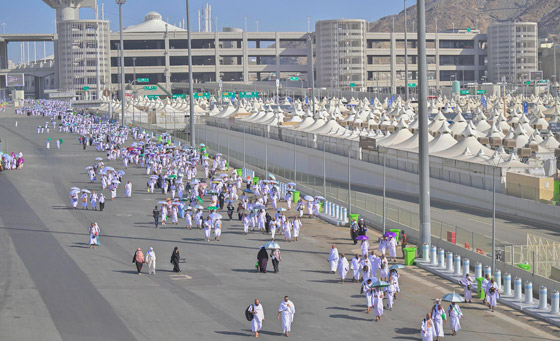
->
xmin=494 ymin=270 xmax=502 ymax=291
xmin=342 ymin=208 xmax=348 ymax=223
xmin=503 ymin=273 xmax=511 ymax=296
xmin=454 ymin=255 xmax=462 ymax=275
xmin=539 ymin=286 xmax=548 ymax=310
xmin=551 ymin=291 xmax=559 ymax=314
xmin=423 ymin=244 xmax=430 ymax=262
xmin=525 ymin=281 xmax=533 ymax=304
xmin=431 ymin=246 xmax=438 ymax=266
xmin=446 ymin=252 xmax=453 ymax=272
xmin=438 ymin=248 xmax=445 ymax=268
xmin=462 ymin=258 xmax=470 ymax=277
xmin=327 ymin=202 xmax=332 ymax=216
xmin=484 ymin=266 xmax=492 ymax=278
xmin=475 ymin=262 xmax=482 ymax=279
xmin=514 ymin=277 xmax=523 ymax=300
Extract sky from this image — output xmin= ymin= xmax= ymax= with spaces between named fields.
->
xmin=2 ymin=0 xmax=412 ymax=63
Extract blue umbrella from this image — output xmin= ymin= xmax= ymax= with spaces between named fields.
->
xmin=268 ymin=173 xmax=276 ymax=180
xmin=442 ymin=292 xmax=464 ymax=303
xmin=389 ymin=264 xmax=405 ymax=270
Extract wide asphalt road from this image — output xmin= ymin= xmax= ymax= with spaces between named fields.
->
xmin=0 ymin=107 xmax=555 ymax=340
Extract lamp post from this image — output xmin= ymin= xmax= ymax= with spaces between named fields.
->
xmin=186 ymin=0 xmax=195 ymax=146
xmin=116 ymin=0 xmax=126 ymax=127
xmin=404 ymin=0 xmax=409 ymax=101
xmin=132 ymin=57 xmax=136 ymax=124
xmin=379 ymin=147 xmax=387 ymax=235
xmin=417 ymin=0 xmax=432 ymax=250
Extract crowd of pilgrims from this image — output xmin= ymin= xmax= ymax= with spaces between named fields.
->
xmin=9 ymin=100 xmax=505 ymax=340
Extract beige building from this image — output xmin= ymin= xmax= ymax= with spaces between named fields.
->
xmin=487 ymin=22 xmax=538 ymax=83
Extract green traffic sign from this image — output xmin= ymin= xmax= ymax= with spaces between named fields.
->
xmin=239 ymin=91 xmax=259 ymax=98
xmin=172 ymin=94 xmax=185 ymax=99
xmin=466 ymin=28 xmax=471 ymax=32
xmin=476 ymin=90 xmax=487 ymax=94
xmin=459 ymin=90 xmax=470 ymax=95
xmin=137 ymin=78 xmax=149 ymax=83
xmin=146 ymin=95 xmax=159 ymax=100
xmin=349 ymin=83 xmax=356 ymax=87
xmin=538 ymin=80 xmax=548 ymax=84
xmin=143 ymin=86 xmax=157 ymax=91
xmin=222 ymin=92 xmax=236 ymax=98
xmin=525 ymin=81 xmax=531 ymax=85
xmin=193 ymin=92 xmax=211 ymax=99
xmin=83 ymin=86 xmax=90 ymax=91
xmin=289 ymin=76 xmax=300 ymax=81
xmin=407 ymin=83 xmax=417 ymax=88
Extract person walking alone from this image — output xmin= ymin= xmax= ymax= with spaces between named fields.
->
xmin=153 ymin=205 xmax=160 ymax=228
xmin=170 ymin=247 xmax=181 ymax=272
xmin=277 ymin=296 xmax=295 ymax=337
xmin=249 ymin=299 xmax=265 ymax=338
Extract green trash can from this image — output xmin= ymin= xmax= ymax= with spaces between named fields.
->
xmin=403 ymin=247 xmax=417 ymax=266
xmin=476 ymin=277 xmax=485 ymax=300
xmin=292 ymin=191 xmax=300 ymax=203
xmin=516 ymin=263 xmax=531 ymax=271
xmin=349 ymin=213 xmax=360 ymax=223
xmin=236 ymin=169 xmax=243 ymax=177
xmin=253 ymin=176 xmax=260 ymax=185
xmin=390 ymin=229 xmax=401 ymax=243
xmin=319 ymin=201 xmax=323 ymax=213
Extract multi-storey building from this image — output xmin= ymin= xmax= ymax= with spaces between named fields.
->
xmin=487 ymin=22 xmax=538 ymax=83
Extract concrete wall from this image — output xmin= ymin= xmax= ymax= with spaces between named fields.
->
xmin=197 ymin=122 xmax=560 ymax=229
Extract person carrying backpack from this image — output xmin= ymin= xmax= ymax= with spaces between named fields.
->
xmin=246 ymin=299 xmax=264 ymax=338
xmin=133 ymin=248 xmax=145 ymax=275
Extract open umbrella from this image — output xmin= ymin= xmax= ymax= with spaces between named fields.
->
xmin=207 ymin=190 xmax=218 ymax=195
xmin=356 ymin=235 xmax=369 ymax=241
xmin=168 ymin=175 xmax=177 ymax=179
xmin=209 ymin=213 xmax=223 ymax=220
xmin=81 ymin=189 xmax=91 ymax=194
xmin=207 ymin=206 xmax=218 ymax=211
xmin=268 ymin=173 xmax=276 ymax=180
xmin=150 ymin=175 xmax=159 ymax=179
xmin=263 ymin=241 xmax=281 ymax=249
xmin=315 ymin=196 xmax=326 ymax=202
xmin=95 ymin=157 xmax=103 ymax=161
xmin=384 ymin=232 xmax=397 ymax=238
xmin=276 ymin=207 xmax=287 ymax=212
xmin=199 ymin=143 xmax=205 ymax=147
xmin=70 ymin=187 xmax=80 ymax=191
xmin=442 ymin=293 xmax=465 ymax=303
xmin=370 ymin=280 xmax=390 ymax=288
xmin=194 ymin=205 xmax=205 ymax=210
xmin=116 ymin=170 xmax=125 ymax=176
xmin=242 ymin=189 xmax=254 ymax=194
xmin=303 ymin=195 xmax=314 ymax=201
xmin=157 ymin=201 xmax=169 ymax=204
xmin=70 ymin=190 xmax=80 ymax=195
xmin=219 ymin=173 xmax=228 ymax=178
xmin=85 ymin=166 xmax=93 ymax=170
xmin=195 ymin=196 xmax=203 ymax=203
xmin=111 ymin=180 xmax=121 ymax=184
xmin=389 ymin=264 xmax=405 ymax=270
xmin=287 ymin=182 xmax=296 ymax=187
xmin=254 ymin=204 xmax=266 ymax=210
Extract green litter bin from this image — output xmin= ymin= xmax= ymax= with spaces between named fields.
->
xmin=403 ymin=247 xmax=417 ymax=266
xmin=253 ymin=176 xmax=260 ymax=185
xmin=203 ymin=153 xmax=209 ymax=158
xmin=319 ymin=201 xmax=323 ymax=213
xmin=390 ymin=229 xmax=401 ymax=243
xmin=292 ymin=191 xmax=300 ymax=203
xmin=349 ymin=213 xmax=360 ymax=223
xmin=516 ymin=263 xmax=531 ymax=271
xmin=236 ymin=169 xmax=243 ymax=177
xmin=476 ymin=277 xmax=485 ymax=300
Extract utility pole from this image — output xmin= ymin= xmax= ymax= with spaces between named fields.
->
xmin=309 ymin=35 xmax=316 ymax=115
xmin=417 ymin=0 xmax=432 ymax=249
xmin=187 ymin=0 xmax=196 ymax=146
xmin=404 ymin=0 xmax=409 ymax=101
xmin=116 ymin=0 xmax=126 ymax=127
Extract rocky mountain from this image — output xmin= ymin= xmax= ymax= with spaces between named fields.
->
xmin=368 ymin=0 xmax=560 ymax=42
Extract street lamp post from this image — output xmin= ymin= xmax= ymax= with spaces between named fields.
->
xmin=132 ymin=57 xmax=136 ymax=124
xmin=323 ymin=140 xmax=327 ymax=198
xmin=382 ymin=150 xmax=387 ymax=235
xmin=116 ymin=0 xmax=126 ymax=127
xmin=404 ymin=0 xmax=409 ymax=101
xmin=417 ymin=0 xmax=432 ymax=249
xmin=186 ymin=0 xmax=196 ymax=146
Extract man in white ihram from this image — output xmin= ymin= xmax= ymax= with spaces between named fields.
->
xmin=327 ymin=245 xmax=339 ymax=273
xmin=277 ymin=296 xmax=295 ymax=337
xmin=250 ymin=299 xmax=264 ymax=338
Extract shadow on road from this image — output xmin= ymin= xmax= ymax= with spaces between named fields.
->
xmin=329 ymin=314 xmax=372 ymax=322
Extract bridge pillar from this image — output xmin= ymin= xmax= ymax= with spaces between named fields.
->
xmin=0 ymin=41 xmax=7 ymax=69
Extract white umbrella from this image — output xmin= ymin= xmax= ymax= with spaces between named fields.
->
xmin=70 ymin=190 xmax=80 ymax=195
xmin=81 ymin=189 xmax=91 ymax=194
xmin=85 ymin=166 xmax=93 ymax=170
xmin=95 ymin=157 xmax=103 ymax=161
xmin=111 ymin=180 xmax=121 ymax=184
xmin=209 ymin=213 xmax=223 ymax=220
xmin=304 ymin=195 xmax=314 ymax=201
xmin=70 ymin=187 xmax=80 ymax=191
xmin=254 ymin=204 xmax=266 ymax=210
xmin=277 ymin=208 xmax=287 ymax=212
xmin=263 ymin=241 xmax=281 ymax=249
